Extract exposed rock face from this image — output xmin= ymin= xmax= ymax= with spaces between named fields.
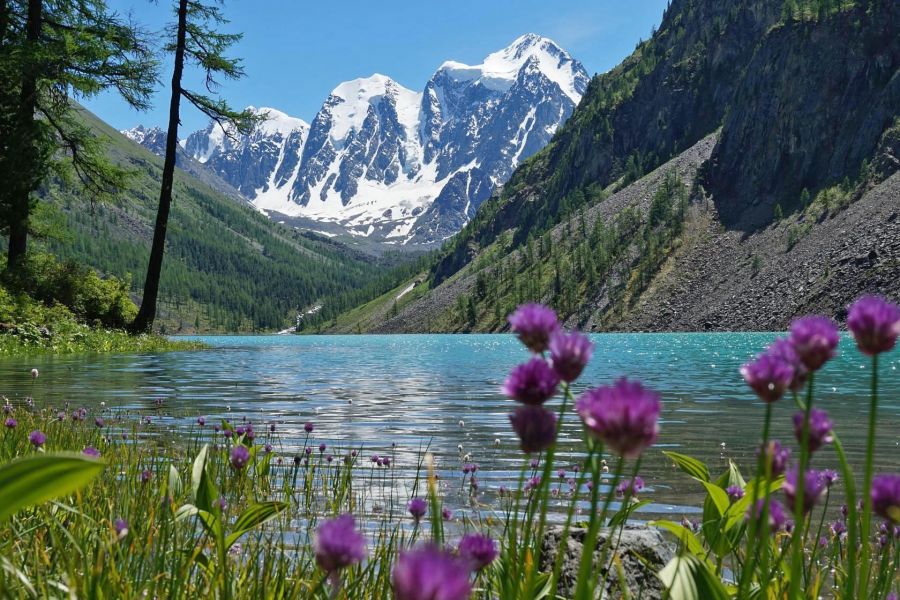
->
xmin=706 ymin=4 xmax=900 ymax=230
xmin=427 ymin=0 xmax=786 ymax=282
xmin=540 ymin=525 xmax=674 ymax=600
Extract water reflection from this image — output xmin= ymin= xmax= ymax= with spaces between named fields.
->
xmin=1 ymin=333 xmax=897 ymax=518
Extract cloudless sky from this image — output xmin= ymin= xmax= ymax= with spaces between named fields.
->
xmin=85 ymin=0 xmax=670 ymax=132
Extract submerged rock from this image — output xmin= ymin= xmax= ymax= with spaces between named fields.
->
xmin=540 ymin=525 xmax=674 ymax=599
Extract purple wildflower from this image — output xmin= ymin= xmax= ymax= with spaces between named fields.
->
xmin=4 ymin=417 xmax=16 ymax=429
xmin=847 ymin=296 xmax=900 ymax=356
xmin=314 ymin=515 xmax=367 ymax=574
xmin=382 ymin=456 xmax=391 ymax=467
xmin=392 ymin=545 xmax=472 ymax=600
xmin=442 ymin=507 xmax=453 ymax=521
xmin=264 ymin=444 xmax=273 ymax=454
xmin=831 ymin=520 xmax=847 ymax=537
xmin=549 ymin=331 xmax=594 ymax=382
xmin=197 ymin=416 xmax=206 ymax=426
xmin=270 ymin=423 xmax=276 ymax=433
xmin=82 ymin=446 xmax=100 ymax=458
xmin=304 ymin=421 xmax=314 ymax=433
xmin=28 ymin=430 xmax=46 ymax=448
xmin=95 ymin=417 xmax=104 ymax=428
xmin=746 ymin=498 xmax=788 ymax=532
xmin=319 ymin=443 xmax=326 ymax=452
xmin=740 ymin=351 xmax=794 ymax=403
xmin=871 ymin=474 xmax=900 ymax=524
xmin=407 ymin=498 xmax=428 ymax=522
xmin=508 ymin=303 xmax=560 ymax=353
xmin=141 ymin=470 xmax=152 ymax=483
xmin=784 ymin=468 xmax=828 ymax=514
xmin=508 ymin=405 xmax=557 ymax=454
xmin=502 ymin=358 xmax=560 ymax=405
xmin=726 ymin=485 xmax=745 ymax=502
xmin=576 ymin=378 xmax=661 ymax=458
xmin=230 ymin=445 xmax=250 ymax=470
xmin=767 ymin=338 xmax=809 ymax=392
xmin=792 ymin=408 xmax=833 ymax=453
xmin=616 ymin=476 xmax=645 ymax=498
xmin=789 ymin=316 xmax=839 ymax=371
xmin=758 ymin=440 xmax=791 ymax=477
xmin=822 ymin=469 xmax=839 ymax=487
xmin=458 ymin=533 xmax=498 ymax=571
xmin=114 ymin=518 xmax=129 ymax=539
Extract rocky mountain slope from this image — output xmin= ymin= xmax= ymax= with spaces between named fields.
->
xmin=125 ymin=34 xmax=588 ymax=247
xmin=324 ymin=0 xmax=900 ymax=333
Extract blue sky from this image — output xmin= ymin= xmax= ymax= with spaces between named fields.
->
xmin=85 ymin=1 xmax=669 ymax=132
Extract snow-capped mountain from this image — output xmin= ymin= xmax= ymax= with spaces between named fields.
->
xmin=125 ymin=34 xmax=589 ymax=245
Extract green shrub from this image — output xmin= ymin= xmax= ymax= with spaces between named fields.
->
xmin=3 ymin=253 xmax=137 ymax=328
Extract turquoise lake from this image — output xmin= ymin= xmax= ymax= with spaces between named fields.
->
xmin=1 ymin=333 xmax=898 ymax=519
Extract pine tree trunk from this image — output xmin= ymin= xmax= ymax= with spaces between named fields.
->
xmin=6 ymin=0 xmax=41 ymax=268
xmin=130 ymin=0 xmax=187 ymax=333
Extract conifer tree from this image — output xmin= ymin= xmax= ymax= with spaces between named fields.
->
xmin=0 ymin=0 xmax=156 ymax=268
xmin=131 ymin=0 xmax=257 ymax=332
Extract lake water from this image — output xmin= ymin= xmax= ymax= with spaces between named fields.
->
xmin=1 ymin=333 xmax=898 ymax=520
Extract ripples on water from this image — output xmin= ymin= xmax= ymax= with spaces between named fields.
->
xmin=1 ymin=333 xmax=897 ymax=521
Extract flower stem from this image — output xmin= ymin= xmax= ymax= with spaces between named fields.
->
xmin=831 ymin=433 xmax=857 ymax=600
xmin=525 ymin=385 xmax=571 ymax=595
xmin=574 ymin=454 xmax=625 ymax=600
xmin=548 ymin=443 xmax=597 ymax=594
xmin=738 ymin=400 xmax=773 ymax=598
xmin=858 ymin=353 xmax=879 ymax=598
xmin=788 ymin=372 xmax=814 ymax=598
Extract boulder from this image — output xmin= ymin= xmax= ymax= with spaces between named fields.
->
xmin=540 ymin=525 xmax=674 ymax=600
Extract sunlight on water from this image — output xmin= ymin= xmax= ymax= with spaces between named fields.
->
xmin=1 ymin=333 xmax=897 ymax=520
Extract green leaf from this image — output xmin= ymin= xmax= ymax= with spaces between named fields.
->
xmin=0 ymin=453 xmax=104 ymax=521
xmin=191 ymin=445 xmax=218 ymax=513
xmin=225 ymin=501 xmax=287 ymax=549
xmin=701 ymin=481 xmax=730 ymax=518
xmin=608 ymin=499 xmax=651 ymax=528
xmin=168 ymin=464 xmax=183 ymax=499
xmin=258 ymin=451 xmax=272 ymax=479
xmin=650 ymin=520 xmax=706 ymax=557
xmin=658 ymin=553 xmax=730 ymax=600
xmin=724 ymin=476 xmax=784 ymax=532
xmin=662 ymin=451 xmax=709 ymax=482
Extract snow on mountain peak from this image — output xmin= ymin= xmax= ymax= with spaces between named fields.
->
xmin=328 ymin=74 xmax=422 ymax=142
xmin=436 ymin=33 xmax=586 ymax=103
xmin=248 ymin=106 xmax=309 ymax=137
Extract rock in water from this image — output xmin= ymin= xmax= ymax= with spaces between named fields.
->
xmin=540 ymin=525 xmax=674 ymax=599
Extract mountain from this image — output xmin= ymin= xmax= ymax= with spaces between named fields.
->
xmin=320 ymin=0 xmax=900 ymax=333
xmin=39 ymin=107 xmax=415 ymax=333
xmin=127 ymin=34 xmax=588 ymax=246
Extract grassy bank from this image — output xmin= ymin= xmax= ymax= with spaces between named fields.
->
xmin=0 ymin=326 xmax=203 ymax=356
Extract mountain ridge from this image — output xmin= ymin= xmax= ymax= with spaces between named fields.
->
xmin=125 ymin=34 xmax=589 ymax=247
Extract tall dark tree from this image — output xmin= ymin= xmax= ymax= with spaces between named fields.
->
xmin=0 ymin=0 xmax=156 ymax=268
xmin=130 ymin=0 xmax=256 ymax=333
